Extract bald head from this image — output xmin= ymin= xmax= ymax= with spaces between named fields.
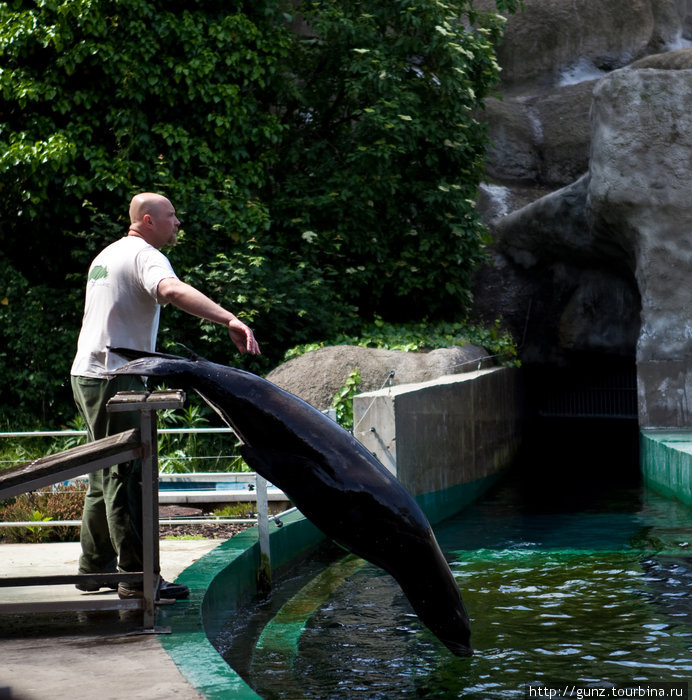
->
xmin=129 ymin=192 xmax=171 ymax=225
xmin=128 ymin=192 xmax=180 ymax=248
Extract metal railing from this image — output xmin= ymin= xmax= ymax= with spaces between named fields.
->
xmin=0 ymin=426 xmax=242 ymax=469
xmin=1 ymin=424 xmax=294 ymax=594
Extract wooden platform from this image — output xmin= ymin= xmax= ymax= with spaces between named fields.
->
xmin=0 ymin=390 xmax=185 ymax=631
xmin=0 ymin=428 xmax=142 ymax=500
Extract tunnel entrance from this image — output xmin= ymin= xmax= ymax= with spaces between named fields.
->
xmin=521 ymin=355 xmax=640 ymax=481
xmin=527 ymin=354 xmax=637 ymax=421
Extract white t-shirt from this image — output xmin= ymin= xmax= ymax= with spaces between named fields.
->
xmin=70 ymin=236 xmax=178 ymax=377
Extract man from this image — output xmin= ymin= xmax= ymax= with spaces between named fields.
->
xmin=71 ymin=192 xmax=260 ymax=599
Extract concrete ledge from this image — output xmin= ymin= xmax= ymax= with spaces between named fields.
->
xmin=354 ymin=366 xmax=524 ymax=523
xmin=414 ymin=472 xmax=504 ymax=525
xmin=640 ymin=430 xmax=692 ymax=505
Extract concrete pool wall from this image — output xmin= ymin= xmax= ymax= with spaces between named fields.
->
xmin=640 ymin=430 xmax=692 ymax=506
xmin=353 ymin=366 xmax=525 ymax=523
xmin=160 ymin=366 xmax=525 ymax=698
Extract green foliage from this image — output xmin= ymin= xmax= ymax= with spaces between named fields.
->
xmin=0 ymin=434 xmax=44 ymax=473
xmin=0 ymin=0 xmax=291 ymax=274
xmin=156 ymin=402 xmax=246 ymax=473
xmin=157 ymin=403 xmax=208 ymax=474
xmin=213 ymin=502 xmax=256 ymax=519
xmin=270 ymin=0 xmax=515 ymax=319
xmin=330 ymin=367 xmax=362 ymax=431
xmin=286 ymin=317 xmax=519 ymax=365
xmin=0 ymin=257 xmax=79 ymax=425
xmin=52 ymin=414 xmax=87 ymax=451
xmin=23 ymin=509 xmax=52 ymax=541
xmin=0 ymin=0 xmax=518 ymax=428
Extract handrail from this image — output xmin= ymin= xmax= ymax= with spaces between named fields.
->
xmin=0 ymin=426 xmax=242 ymax=469
xmin=1 ymin=422 xmax=293 ymax=593
xmin=0 ymin=427 xmax=238 ymax=438
xmin=0 ymin=504 xmax=298 ymax=529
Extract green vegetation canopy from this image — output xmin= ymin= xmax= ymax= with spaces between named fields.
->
xmin=0 ymin=0 xmax=518 ymax=425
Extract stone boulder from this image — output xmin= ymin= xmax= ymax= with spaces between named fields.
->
xmin=481 ymin=2 xmax=692 ymax=190
xmin=265 ymin=344 xmax=489 ymax=411
xmin=476 ymin=0 xmax=688 ymax=91
xmin=493 ymin=174 xmax=634 ymax=268
xmin=630 ymin=46 xmax=692 ymax=68
xmin=483 ymin=97 xmax=539 ymax=183
xmin=484 ymin=80 xmax=595 ymax=187
xmin=587 ymin=67 xmax=692 ymax=421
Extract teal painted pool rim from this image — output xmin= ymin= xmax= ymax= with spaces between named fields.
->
xmin=158 ymin=472 xmax=503 ymax=700
xmin=158 ymin=509 xmax=323 ymax=700
xmin=640 ymin=429 xmax=692 ymax=506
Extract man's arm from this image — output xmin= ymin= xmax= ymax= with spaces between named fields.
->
xmin=157 ymin=277 xmax=261 ymax=355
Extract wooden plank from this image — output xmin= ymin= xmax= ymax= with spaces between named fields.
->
xmin=0 ymin=572 xmax=142 ymax=588
xmin=107 ymin=390 xmax=150 ymax=406
xmin=107 ymin=389 xmax=185 ymax=412
xmin=0 ymin=428 xmax=141 ymax=496
xmin=0 ymin=599 xmax=142 ymax=614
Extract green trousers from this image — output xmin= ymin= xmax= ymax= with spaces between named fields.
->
xmin=71 ymin=374 xmax=146 ymax=575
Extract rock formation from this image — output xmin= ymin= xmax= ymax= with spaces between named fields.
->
xmin=473 ymin=0 xmax=692 ymax=426
xmin=266 ymin=344 xmax=488 ymax=411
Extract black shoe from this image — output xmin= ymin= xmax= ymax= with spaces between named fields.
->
xmin=117 ymin=579 xmax=190 ymax=600
xmin=160 ymin=579 xmax=190 ymax=599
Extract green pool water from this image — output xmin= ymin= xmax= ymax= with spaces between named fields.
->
xmin=215 ymin=464 xmax=691 ymax=699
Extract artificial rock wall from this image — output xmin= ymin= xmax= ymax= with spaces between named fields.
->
xmin=588 ymin=69 xmax=692 ymax=428
xmin=472 ymin=0 xmax=692 ymax=428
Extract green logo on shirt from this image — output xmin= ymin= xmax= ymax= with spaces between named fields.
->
xmin=88 ymin=265 xmax=108 ymax=282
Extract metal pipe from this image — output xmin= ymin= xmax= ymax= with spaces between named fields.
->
xmin=0 ymin=506 xmax=299 ymax=529
xmin=0 ymin=427 xmax=238 ymax=438
xmin=0 ymin=518 xmax=257 ymax=527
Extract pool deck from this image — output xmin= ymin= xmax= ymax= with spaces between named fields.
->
xmin=0 ymin=538 xmax=223 ymax=700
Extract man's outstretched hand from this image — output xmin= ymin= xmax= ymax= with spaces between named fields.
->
xmin=228 ymin=318 xmax=261 ymax=356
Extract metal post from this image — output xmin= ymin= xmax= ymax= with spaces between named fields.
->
xmin=138 ymin=408 xmax=159 ymax=630
xmin=106 ymin=390 xmax=184 ymax=632
xmin=255 ymin=474 xmax=271 ymax=593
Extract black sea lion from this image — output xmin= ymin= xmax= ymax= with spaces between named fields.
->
xmin=110 ymin=347 xmax=472 ymax=657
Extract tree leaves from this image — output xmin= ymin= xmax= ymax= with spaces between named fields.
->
xmin=0 ymin=0 xmax=516 ymax=425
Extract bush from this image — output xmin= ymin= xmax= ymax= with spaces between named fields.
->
xmin=285 ymin=317 xmax=519 ymax=364
xmin=0 ymin=483 xmax=84 ymax=543
xmin=0 ymin=258 xmax=79 ymax=426
xmin=268 ymin=1 xmax=518 ymax=320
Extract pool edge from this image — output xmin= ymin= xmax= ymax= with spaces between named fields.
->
xmin=159 ymin=511 xmax=323 ymax=700
xmin=640 ymin=429 xmax=692 ymax=506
